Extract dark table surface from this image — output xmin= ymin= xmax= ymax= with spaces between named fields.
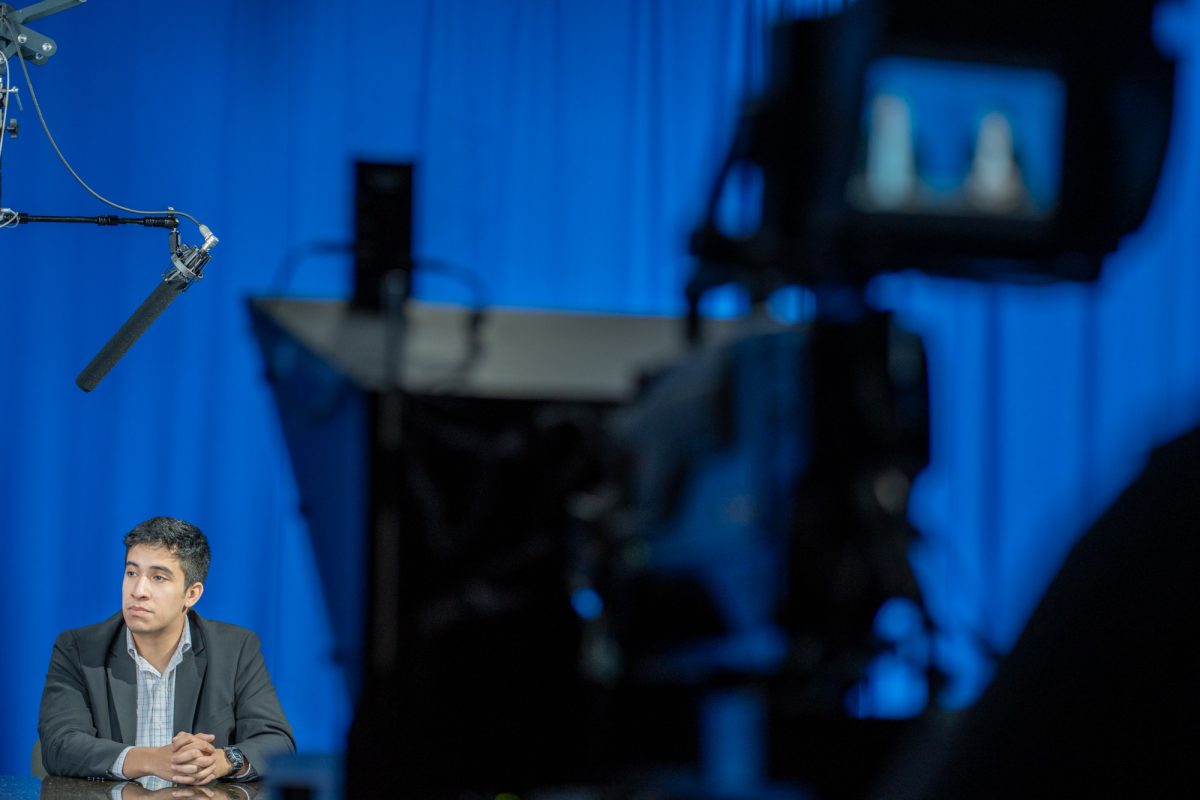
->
xmin=0 ymin=777 xmax=261 ymax=800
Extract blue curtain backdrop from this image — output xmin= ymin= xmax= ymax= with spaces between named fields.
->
xmin=1 ymin=0 xmax=1198 ymax=774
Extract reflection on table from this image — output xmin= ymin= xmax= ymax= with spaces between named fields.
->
xmin=0 ymin=777 xmax=263 ymax=800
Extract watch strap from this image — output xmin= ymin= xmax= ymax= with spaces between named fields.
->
xmin=222 ymin=746 xmax=246 ymax=777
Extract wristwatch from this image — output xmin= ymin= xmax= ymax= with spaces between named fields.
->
xmin=222 ymin=746 xmax=246 ymax=778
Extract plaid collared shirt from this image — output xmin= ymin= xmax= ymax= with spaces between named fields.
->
xmin=110 ymin=620 xmax=192 ymax=787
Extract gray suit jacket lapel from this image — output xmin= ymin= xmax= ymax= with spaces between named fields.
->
xmin=174 ymin=630 xmax=207 ymax=735
xmin=107 ymin=634 xmax=137 ymax=746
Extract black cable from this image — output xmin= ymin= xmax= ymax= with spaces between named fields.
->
xmin=410 ymin=258 xmax=490 ymax=394
xmin=0 ymin=16 xmax=206 ymax=231
xmin=270 ymin=240 xmax=492 ymax=394
xmin=269 ymin=240 xmax=353 ymax=295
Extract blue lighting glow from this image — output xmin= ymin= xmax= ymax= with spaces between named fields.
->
xmin=571 ymin=587 xmax=605 ymax=621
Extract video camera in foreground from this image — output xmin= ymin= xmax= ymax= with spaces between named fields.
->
xmin=574 ymin=0 xmax=1175 ymax=796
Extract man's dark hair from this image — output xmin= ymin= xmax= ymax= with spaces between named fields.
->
xmin=123 ymin=516 xmax=211 ymax=588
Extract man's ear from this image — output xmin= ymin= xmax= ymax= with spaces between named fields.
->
xmin=184 ymin=582 xmax=204 ymax=611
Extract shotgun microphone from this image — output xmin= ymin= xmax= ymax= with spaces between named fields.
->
xmin=75 ymin=227 xmax=218 ymax=392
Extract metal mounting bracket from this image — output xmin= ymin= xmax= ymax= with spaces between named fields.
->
xmin=0 ymin=0 xmax=85 ymax=66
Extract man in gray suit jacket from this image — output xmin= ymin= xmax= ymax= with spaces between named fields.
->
xmin=38 ymin=517 xmax=295 ymax=783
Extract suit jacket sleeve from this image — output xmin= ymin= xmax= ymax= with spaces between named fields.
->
xmin=231 ymin=631 xmax=296 ymax=773
xmin=38 ymin=631 xmax=125 ymax=778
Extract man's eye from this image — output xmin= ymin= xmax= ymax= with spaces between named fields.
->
xmin=126 ymin=571 xmax=136 ymax=578
xmin=153 ymin=575 xmax=167 ymax=582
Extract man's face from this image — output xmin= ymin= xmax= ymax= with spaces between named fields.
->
xmin=123 ymin=544 xmax=202 ymax=637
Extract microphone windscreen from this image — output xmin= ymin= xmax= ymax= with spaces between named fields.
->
xmin=76 ymin=278 xmax=188 ymax=392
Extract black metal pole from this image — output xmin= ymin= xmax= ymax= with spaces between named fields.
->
xmin=16 ymin=213 xmax=179 ymax=228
